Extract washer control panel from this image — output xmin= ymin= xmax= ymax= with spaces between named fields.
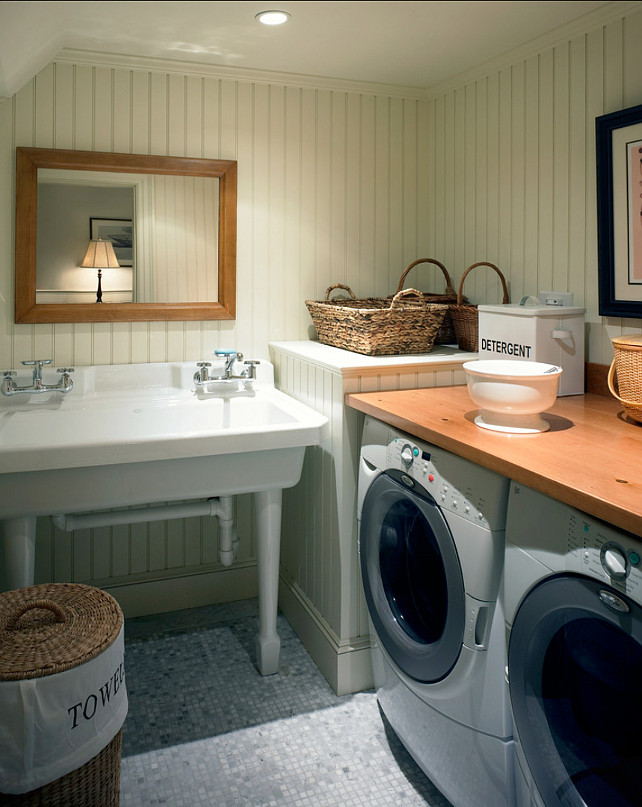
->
xmin=565 ymin=507 xmax=642 ymax=598
xmin=507 ymin=483 xmax=642 ymax=603
xmin=572 ymin=525 xmax=642 ymax=600
xmin=386 ymin=432 xmax=509 ymax=530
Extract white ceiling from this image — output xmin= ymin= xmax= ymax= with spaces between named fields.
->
xmin=0 ymin=1 xmax=620 ymax=98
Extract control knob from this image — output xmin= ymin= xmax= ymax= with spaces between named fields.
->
xmin=601 ymin=543 xmax=628 ymax=581
xmin=400 ymin=444 xmax=414 ymax=467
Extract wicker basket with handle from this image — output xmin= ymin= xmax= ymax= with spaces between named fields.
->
xmin=306 ymin=283 xmax=447 ymax=356
xmin=608 ymin=334 xmax=642 ymax=424
xmin=450 ymin=262 xmax=510 ymax=352
xmin=393 ymin=258 xmax=463 ymax=344
xmin=0 ymin=583 xmax=126 ymax=806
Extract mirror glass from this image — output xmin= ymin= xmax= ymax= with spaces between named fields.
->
xmin=36 ymin=169 xmax=219 ymax=304
xmin=16 ymin=148 xmax=236 ymax=323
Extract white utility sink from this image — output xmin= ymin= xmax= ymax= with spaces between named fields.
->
xmin=0 ymin=359 xmax=328 ymax=675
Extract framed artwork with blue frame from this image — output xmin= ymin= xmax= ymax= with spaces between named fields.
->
xmin=596 ymin=103 xmax=642 ymax=318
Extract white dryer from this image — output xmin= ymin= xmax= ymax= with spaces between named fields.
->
xmin=358 ymin=416 xmax=514 ymax=807
xmin=504 ymin=482 xmax=642 ymax=807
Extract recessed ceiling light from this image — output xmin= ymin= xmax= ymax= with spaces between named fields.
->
xmin=255 ymin=10 xmax=291 ymax=26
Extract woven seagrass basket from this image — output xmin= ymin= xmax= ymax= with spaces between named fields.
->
xmin=0 ymin=583 xmax=125 ymax=806
xmin=450 ymin=262 xmax=510 ymax=352
xmin=306 ymin=284 xmax=447 ymax=356
xmin=392 ymin=259 xmax=464 ymax=344
xmin=608 ymin=335 xmax=642 ymax=424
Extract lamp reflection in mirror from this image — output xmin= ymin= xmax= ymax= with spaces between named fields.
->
xmin=80 ymin=238 xmax=119 ymax=303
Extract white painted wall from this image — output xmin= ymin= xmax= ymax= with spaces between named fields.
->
xmin=36 ymin=182 xmax=134 ymax=298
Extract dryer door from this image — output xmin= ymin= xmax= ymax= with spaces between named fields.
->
xmin=509 ymin=573 xmax=642 ymax=807
xmin=360 ymin=470 xmax=465 ymax=683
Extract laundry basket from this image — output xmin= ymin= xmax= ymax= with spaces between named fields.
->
xmin=0 ymin=583 xmax=127 ymax=805
xmin=608 ymin=335 xmax=642 ymax=424
xmin=306 ymin=284 xmax=447 ymax=356
xmin=450 ymin=262 xmax=510 ymax=352
xmin=393 ymin=259 xmax=462 ymax=344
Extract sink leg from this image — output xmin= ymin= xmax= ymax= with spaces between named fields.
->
xmin=253 ymin=488 xmax=282 ymax=675
xmin=1 ymin=516 xmax=37 ymax=591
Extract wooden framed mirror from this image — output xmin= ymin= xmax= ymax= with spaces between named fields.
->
xmin=15 ymin=147 xmax=237 ymax=323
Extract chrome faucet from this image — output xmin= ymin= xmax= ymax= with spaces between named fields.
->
xmin=1 ymin=360 xmax=74 ymax=396
xmin=193 ymin=351 xmax=260 ymax=388
xmin=217 ymin=350 xmax=242 ymax=379
xmin=24 ymin=359 xmax=51 ymax=387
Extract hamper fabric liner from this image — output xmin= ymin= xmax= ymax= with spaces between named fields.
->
xmin=450 ymin=261 xmax=510 ymax=352
xmin=608 ymin=334 xmax=642 ymax=424
xmin=306 ymin=274 xmax=447 ymax=356
xmin=0 ymin=583 xmax=127 ymax=798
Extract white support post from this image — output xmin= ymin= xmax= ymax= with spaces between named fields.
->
xmin=2 ymin=516 xmax=37 ymax=590
xmin=253 ymin=488 xmax=283 ymax=675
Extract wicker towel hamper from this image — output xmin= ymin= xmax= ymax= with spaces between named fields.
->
xmin=306 ymin=284 xmax=447 ymax=356
xmin=0 ymin=583 xmax=127 ymax=806
xmin=608 ymin=335 xmax=642 ymax=424
xmin=450 ymin=262 xmax=510 ymax=352
xmin=392 ymin=259 xmax=463 ymax=344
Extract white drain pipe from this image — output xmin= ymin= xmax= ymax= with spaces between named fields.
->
xmin=51 ymin=496 xmax=240 ymax=567
xmin=214 ymin=495 xmax=240 ymax=567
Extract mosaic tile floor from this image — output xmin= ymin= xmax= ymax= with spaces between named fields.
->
xmin=120 ymin=599 xmax=453 ymax=806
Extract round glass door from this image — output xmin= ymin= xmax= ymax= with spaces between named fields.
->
xmin=509 ymin=573 xmax=642 ymax=807
xmin=360 ymin=470 xmax=465 ymax=683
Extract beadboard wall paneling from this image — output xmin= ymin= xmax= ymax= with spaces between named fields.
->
xmin=147 ymin=174 xmax=218 ymax=303
xmin=425 ymin=8 xmax=642 ymax=365
xmin=32 ymin=495 xmax=256 ymax=591
xmin=2 ymin=63 xmax=433 ymax=370
xmin=1 ymin=62 xmax=431 ymax=602
xmin=273 ymin=347 xmax=467 ymax=646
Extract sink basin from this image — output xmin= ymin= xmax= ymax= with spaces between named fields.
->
xmin=0 ymin=361 xmax=326 ymax=477
xmin=0 ymin=359 xmax=328 ymax=676
xmin=463 ymin=359 xmax=563 ymax=433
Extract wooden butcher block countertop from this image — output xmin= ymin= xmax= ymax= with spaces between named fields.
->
xmin=345 ymin=386 xmax=642 ymax=539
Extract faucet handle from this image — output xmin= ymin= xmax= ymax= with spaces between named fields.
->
xmin=215 ymin=349 xmax=243 ymax=360
xmin=195 ymin=361 xmax=212 ymax=384
xmin=3 ymin=370 xmax=16 ymax=377
xmin=21 ymin=359 xmax=53 ymax=367
xmin=242 ymin=360 xmax=260 ymax=379
xmin=57 ymin=367 xmax=75 ymax=374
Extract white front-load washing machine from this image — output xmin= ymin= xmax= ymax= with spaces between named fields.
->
xmin=358 ymin=416 xmax=514 ymax=807
xmin=504 ymin=482 xmax=642 ymax=807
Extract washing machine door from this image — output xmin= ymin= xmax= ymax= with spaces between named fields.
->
xmin=359 ymin=469 xmax=465 ymax=683
xmin=509 ymin=573 xmax=642 ymax=807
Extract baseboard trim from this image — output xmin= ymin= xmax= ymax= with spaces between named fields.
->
xmin=279 ymin=576 xmax=374 ymax=695
xmin=104 ymin=564 xmax=258 ymax=618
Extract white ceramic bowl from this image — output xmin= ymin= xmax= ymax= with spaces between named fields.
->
xmin=463 ymin=360 xmax=563 ymax=433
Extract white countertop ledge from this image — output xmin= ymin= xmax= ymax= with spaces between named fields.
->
xmin=269 ymin=340 xmax=476 ymax=374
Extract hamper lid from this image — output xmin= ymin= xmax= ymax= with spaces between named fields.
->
xmin=0 ymin=583 xmax=123 ymax=681
xmin=612 ymin=334 xmax=642 ymax=350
